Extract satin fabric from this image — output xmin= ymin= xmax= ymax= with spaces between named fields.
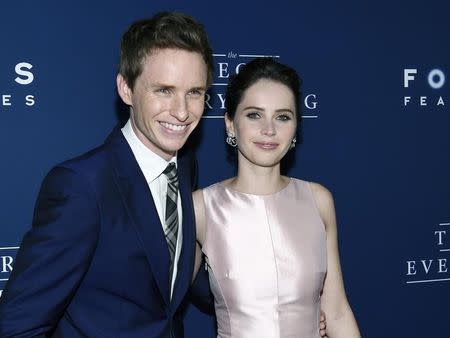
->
xmin=202 ymin=179 xmax=326 ymax=338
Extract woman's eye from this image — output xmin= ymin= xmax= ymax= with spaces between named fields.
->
xmin=276 ymin=114 xmax=292 ymax=121
xmin=246 ymin=112 xmax=261 ymax=119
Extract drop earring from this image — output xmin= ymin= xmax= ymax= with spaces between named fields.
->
xmin=290 ymin=137 xmax=296 ymax=149
xmin=226 ymin=132 xmax=237 ymax=147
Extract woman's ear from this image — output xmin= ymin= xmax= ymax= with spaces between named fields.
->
xmin=224 ymin=112 xmax=235 ymax=135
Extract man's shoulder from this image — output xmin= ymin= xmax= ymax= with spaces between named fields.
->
xmin=49 ymin=127 xmax=125 ymax=184
xmin=60 ymin=125 xmax=125 ymax=170
xmin=59 ymin=142 xmax=110 ymax=172
xmin=38 ymin=144 xmax=110 ymax=193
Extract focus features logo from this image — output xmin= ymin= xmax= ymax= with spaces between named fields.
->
xmin=405 ymin=222 xmax=450 ymax=285
xmin=403 ymin=68 xmax=446 ymax=107
xmin=1 ymin=62 xmax=36 ymax=108
xmin=204 ymin=52 xmax=318 ymax=118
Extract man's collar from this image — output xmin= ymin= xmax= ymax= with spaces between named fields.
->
xmin=121 ymin=119 xmax=177 ymax=183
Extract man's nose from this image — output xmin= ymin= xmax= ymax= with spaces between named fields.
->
xmin=171 ymin=95 xmax=189 ymax=122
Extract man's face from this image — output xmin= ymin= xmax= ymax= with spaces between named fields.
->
xmin=117 ymin=48 xmax=208 ymax=160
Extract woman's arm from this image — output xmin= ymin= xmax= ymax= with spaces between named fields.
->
xmin=191 ymin=189 xmax=206 ymax=281
xmin=188 ymin=189 xmax=215 ymax=313
xmin=310 ymin=182 xmax=360 ymax=338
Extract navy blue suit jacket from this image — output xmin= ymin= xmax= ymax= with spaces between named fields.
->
xmin=0 ymin=127 xmax=211 ymax=337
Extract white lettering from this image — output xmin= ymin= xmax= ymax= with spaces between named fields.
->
xmin=2 ymin=95 xmax=12 ymax=106
xmin=1 ymin=256 xmax=13 ymax=273
xmin=438 ymin=258 xmax=448 ymax=273
xmin=25 ymin=95 xmax=35 ymax=106
xmin=435 ymin=230 xmax=446 ymax=245
xmin=204 ymin=93 xmax=212 ymax=110
xmin=304 ymin=94 xmax=317 ymax=109
xmin=217 ymin=93 xmax=226 ymax=109
xmin=216 ymin=62 xmax=245 ymax=78
xmin=428 ymin=69 xmax=445 ymax=89
xmin=15 ymin=62 xmax=34 ymax=85
xmin=403 ymin=96 xmax=446 ymax=107
xmin=406 ymin=261 xmax=416 ymax=275
xmin=404 ymin=69 xmax=417 ymax=88
xmin=420 ymin=260 xmax=433 ymax=274
xmin=235 ymin=63 xmax=245 ymax=74
xmin=218 ymin=63 xmax=229 ymax=79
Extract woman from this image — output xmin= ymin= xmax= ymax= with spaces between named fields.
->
xmin=193 ymin=58 xmax=360 ymax=337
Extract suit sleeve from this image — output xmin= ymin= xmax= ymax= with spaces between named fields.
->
xmin=0 ymin=166 xmax=100 ymax=337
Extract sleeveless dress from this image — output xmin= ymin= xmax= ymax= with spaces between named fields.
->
xmin=202 ymin=178 xmax=327 ymax=338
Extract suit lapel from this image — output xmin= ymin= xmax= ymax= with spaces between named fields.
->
xmin=106 ymin=128 xmax=171 ymax=305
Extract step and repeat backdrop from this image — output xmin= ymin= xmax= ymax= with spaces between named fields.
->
xmin=1 ymin=1 xmax=448 ymax=337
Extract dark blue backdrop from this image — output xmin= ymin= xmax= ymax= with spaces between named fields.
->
xmin=1 ymin=1 xmax=449 ymax=337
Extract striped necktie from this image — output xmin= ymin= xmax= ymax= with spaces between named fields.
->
xmin=163 ymin=162 xmax=179 ymax=280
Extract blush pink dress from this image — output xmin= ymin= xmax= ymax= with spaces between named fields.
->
xmin=202 ymin=178 xmax=327 ymax=338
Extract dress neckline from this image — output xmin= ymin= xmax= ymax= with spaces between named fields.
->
xmin=220 ymin=178 xmax=293 ymax=197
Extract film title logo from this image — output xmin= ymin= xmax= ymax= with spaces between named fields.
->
xmin=1 ymin=62 xmax=36 ymax=107
xmin=403 ymin=68 xmax=446 ymax=107
xmin=405 ymin=223 xmax=449 ymax=284
xmin=205 ymin=52 xmax=318 ymax=118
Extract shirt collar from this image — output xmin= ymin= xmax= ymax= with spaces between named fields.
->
xmin=121 ymin=119 xmax=177 ymax=183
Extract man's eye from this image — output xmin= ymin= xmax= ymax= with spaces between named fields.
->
xmin=189 ymin=89 xmax=203 ymax=96
xmin=157 ymin=88 xmax=171 ymax=94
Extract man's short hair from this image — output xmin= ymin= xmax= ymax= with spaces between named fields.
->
xmin=119 ymin=11 xmax=214 ymax=90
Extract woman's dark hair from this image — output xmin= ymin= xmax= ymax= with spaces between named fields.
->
xmin=225 ymin=57 xmax=303 ymax=143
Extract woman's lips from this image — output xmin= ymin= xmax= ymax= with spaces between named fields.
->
xmin=254 ymin=142 xmax=279 ymax=150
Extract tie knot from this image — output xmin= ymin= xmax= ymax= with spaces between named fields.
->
xmin=163 ymin=162 xmax=178 ymax=183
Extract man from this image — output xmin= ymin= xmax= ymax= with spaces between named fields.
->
xmin=0 ymin=11 xmax=327 ymax=338
xmin=0 ymin=12 xmax=213 ymax=338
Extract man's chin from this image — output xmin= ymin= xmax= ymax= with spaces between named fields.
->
xmin=161 ymin=140 xmax=189 ymax=155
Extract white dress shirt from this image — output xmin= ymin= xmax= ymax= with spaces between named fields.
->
xmin=122 ymin=119 xmax=183 ymax=298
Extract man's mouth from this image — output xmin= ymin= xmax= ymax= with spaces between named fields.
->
xmin=160 ymin=122 xmax=188 ymax=132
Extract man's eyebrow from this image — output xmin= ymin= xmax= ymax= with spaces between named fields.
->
xmin=189 ymin=86 xmax=207 ymax=91
xmin=149 ymin=83 xmax=175 ymax=88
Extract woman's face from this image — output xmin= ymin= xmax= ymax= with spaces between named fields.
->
xmin=226 ymin=79 xmax=297 ymax=169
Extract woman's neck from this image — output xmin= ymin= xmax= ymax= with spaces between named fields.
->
xmin=228 ymin=161 xmax=288 ymax=195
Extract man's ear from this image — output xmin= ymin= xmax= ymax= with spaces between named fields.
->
xmin=116 ymin=74 xmax=133 ymax=106
xmin=224 ymin=112 xmax=235 ymax=135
